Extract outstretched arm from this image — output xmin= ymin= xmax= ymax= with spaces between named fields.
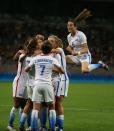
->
xmin=53 ymin=65 xmax=65 ymax=74
xmin=51 ymin=48 xmax=61 ymax=54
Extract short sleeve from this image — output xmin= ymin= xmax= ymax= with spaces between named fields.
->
xmin=28 ymin=58 xmax=35 ymax=67
xmin=67 ymin=34 xmax=71 ymax=43
xmin=80 ymin=32 xmax=87 ymax=44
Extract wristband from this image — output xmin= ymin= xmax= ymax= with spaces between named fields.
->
xmin=78 ymin=51 xmax=81 ymax=55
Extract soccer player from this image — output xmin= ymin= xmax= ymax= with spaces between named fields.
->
xmin=19 ymin=35 xmax=44 ymax=131
xmin=25 ymin=41 xmax=65 ymax=131
xmin=66 ymin=9 xmax=109 ymax=73
xmin=7 ymin=44 xmax=28 ymax=131
xmin=48 ymin=35 xmax=69 ymax=131
xmin=19 ymin=37 xmax=38 ymax=131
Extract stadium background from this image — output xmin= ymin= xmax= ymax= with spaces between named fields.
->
xmin=0 ymin=0 xmax=114 ymax=82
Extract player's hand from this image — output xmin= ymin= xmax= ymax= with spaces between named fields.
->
xmin=18 ymin=50 xmax=25 ymax=54
xmin=71 ymin=51 xmax=78 ymax=56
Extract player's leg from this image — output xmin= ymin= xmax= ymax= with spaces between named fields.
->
xmin=31 ymin=102 xmax=40 ymax=131
xmin=52 ymin=80 xmax=61 ymax=129
xmin=19 ymin=86 xmax=33 ymax=131
xmin=48 ymin=103 xmax=56 ymax=131
xmin=55 ymin=79 xmax=69 ymax=131
xmin=66 ymin=55 xmax=76 ymax=64
xmin=81 ymin=54 xmax=109 ymax=73
xmin=39 ymin=102 xmax=48 ymax=130
xmin=19 ymin=99 xmax=33 ymax=130
xmin=31 ymin=84 xmax=42 ymax=131
xmin=44 ymin=84 xmax=56 ymax=131
xmin=66 ymin=55 xmax=81 ymax=65
xmin=55 ymin=96 xmax=64 ymax=131
xmin=26 ymin=86 xmax=33 ymax=130
xmin=88 ymin=61 xmax=109 ymax=71
xmin=7 ymin=97 xmax=21 ymax=131
xmin=26 ymin=110 xmax=32 ymax=131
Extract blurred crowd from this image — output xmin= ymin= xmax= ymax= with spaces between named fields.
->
xmin=0 ymin=14 xmax=114 ymax=66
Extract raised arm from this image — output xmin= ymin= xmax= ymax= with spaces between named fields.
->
xmin=13 ymin=50 xmax=25 ymax=61
xmin=51 ymin=48 xmax=61 ymax=54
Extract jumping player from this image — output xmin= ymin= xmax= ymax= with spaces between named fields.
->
xmin=66 ymin=9 xmax=109 ymax=73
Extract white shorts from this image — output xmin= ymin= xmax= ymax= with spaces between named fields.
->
xmin=32 ymin=82 xmax=54 ymax=103
xmin=52 ymin=79 xmax=61 ymax=96
xmin=67 ymin=53 xmax=91 ymax=64
xmin=53 ymin=79 xmax=69 ymax=97
xmin=13 ymin=78 xmax=28 ymax=99
xmin=27 ymin=86 xmax=34 ymax=99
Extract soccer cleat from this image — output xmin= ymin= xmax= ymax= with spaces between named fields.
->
xmin=55 ymin=126 xmax=59 ymax=131
xmin=58 ymin=129 xmax=63 ymax=131
xmin=39 ymin=127 xmax=48 ymax=131
xmin=47 ymin=129 xmax=54 ymax=131
xmin=7 ymin=125 xmax=16 ymax=131
xmin=19 ymin=127 xmax=25 ymax=131
xmin=55 ymin=128 xmax=63 ymax=131
xmin=98 ymin=61 xmax=109 ymax=71
xmin=25 ymin=126 xmax=31 ymax=131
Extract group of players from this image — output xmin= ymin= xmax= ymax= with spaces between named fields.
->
xmin=7 ymin=9 xmax=109 ymax=131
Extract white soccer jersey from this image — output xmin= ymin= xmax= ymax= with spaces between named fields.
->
xmin=57 ymin=48 xmax=69 ymax=80
xmin=25 ymin=56 xmax=35 ymax=87
xmin=67 ymin=31 xmax=92 ymax=64
xmin=28 ymin=55 xmax=61 ymax=85
xmin=67 ymin=30 xmax=88 ymax=52
xmin=52 ymin=53 xmax=61 ymax=81
xmin=13 ymin=54 xmax=28 ymax=98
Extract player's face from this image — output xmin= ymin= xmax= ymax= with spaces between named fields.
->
xmin=48 ymin=37 xmax=57 ymax=48
xmin=67 ymin=21 xmax=76 ymax=33
xmin=36 ymin=39 xmax=43 ymax=49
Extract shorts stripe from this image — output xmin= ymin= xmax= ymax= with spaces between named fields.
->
xmin=56 ymin=81 xmax=60 ymax=96
xmin=88 ymin=53 xmax=91 ymax=64
xmin=64 ymin=80 xmax=66 ymax=96
xmin=15 ymin=63 xmax=23 ymax=97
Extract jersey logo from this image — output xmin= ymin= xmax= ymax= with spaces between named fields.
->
xmin=26 ymin=60 xmax=30 ymax=64
xmin=81 ymin=54 xmax=87 ymax=60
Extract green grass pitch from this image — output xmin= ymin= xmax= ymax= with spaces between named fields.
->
xmin=0 ymin=82 xmax=114 ymax=131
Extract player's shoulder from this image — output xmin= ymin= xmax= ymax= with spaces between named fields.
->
xmin=77 ymin=30 xmax=86 ymax=37
xmin=19 ymin=53 xmax=26 ymax=62
xmin=67 ymin=33 xmax=71 ymax=39
xmin=57 ymin=47 xmax=63 ymax=52
xmin=19 ymin=53 xmax=25 ymax=58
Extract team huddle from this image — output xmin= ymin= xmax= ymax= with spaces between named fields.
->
xmin=7 ymin=9 xmax=109 ymax=131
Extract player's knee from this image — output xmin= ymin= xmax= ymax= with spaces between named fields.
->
xmin=49 ymin=103 xmax=55 ymax=110
xmin=82 ymin=62 xmax=90 ymax=73
xmin=27 ymin=99 xmax=33 ymax=107
xmin=82 ymin=68 xmax=89 ymax=73
xmin=56 ymin=100 xmax=62 ymax=107
xmin=14 ymin=103 xmax=20 ymax=108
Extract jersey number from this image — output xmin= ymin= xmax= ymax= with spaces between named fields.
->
xmin=40 ymin=65 xmax=46 ymax=75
